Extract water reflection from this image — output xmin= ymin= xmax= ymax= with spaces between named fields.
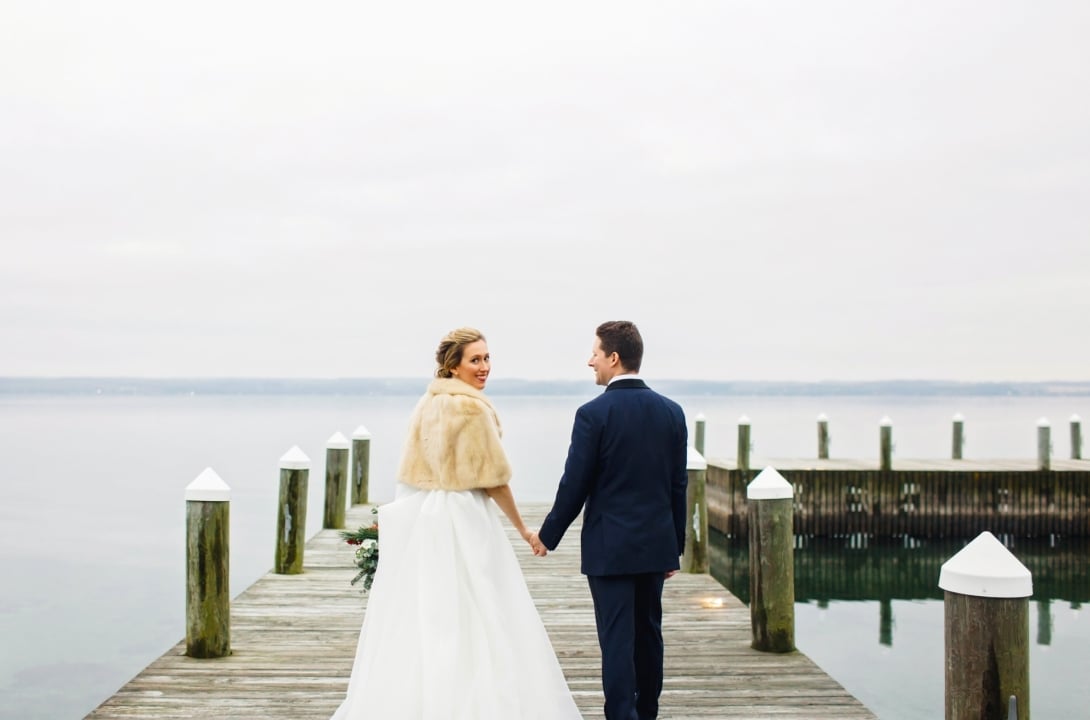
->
xmin=711 ymin=528 xmax=1090 ymax=649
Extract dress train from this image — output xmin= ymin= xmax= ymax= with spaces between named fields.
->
xmin=330 ymin=485 xmax=582 ymax=720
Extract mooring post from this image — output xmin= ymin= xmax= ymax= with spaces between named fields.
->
xmin=275 ymin=446 xmax=310 ymax=575
xmin=817 ymin=413 xmax=830 ymax=459
xmin=682 ymin=446 xmax=708 ymax=574
xmin=747 ymin=466 xmax=795 ymax=653
xmin=939 ymin=530 xmax=1031 ymax=719
xmin=1071 ymin=414 xmax=1082 ymax=461
xmin=324 ymin=432 xmax=349 ymax=529
xmin=694 ymin=413 xmax=706 ymax=457
xmin=185 ymin=468 xmax=231 ymax=659
xmin=351 ymin=425 xmax=372 ymax=505
xmin=737 ymin=415 xmax=751 ymax=476
xmin=952 ymin=413 xmax=965 ymax=460
xmin=879 ymin=416 xmax=893 ymax=471
xmin=1037 ymin=418 xmax=1051 ymax=472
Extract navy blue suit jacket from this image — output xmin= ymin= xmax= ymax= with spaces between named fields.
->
xmin=538 ymin=378 xmax=688 ymax=576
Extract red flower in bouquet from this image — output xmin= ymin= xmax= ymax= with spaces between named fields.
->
xmin=340 ymin=508 xmax=379 ymax=593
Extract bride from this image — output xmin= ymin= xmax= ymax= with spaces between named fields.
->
xmin=329 ymin=327 xmax=582 ymax=720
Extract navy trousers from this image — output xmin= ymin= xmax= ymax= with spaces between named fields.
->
xmin=586 ymin=573 xmax=666 ymax=720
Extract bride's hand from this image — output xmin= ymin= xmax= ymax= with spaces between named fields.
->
xmin=525 ymin=530 xmax=548 ymax=557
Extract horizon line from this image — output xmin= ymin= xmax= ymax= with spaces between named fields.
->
xmin=3 ymin=376 xmax=1090 ymax=384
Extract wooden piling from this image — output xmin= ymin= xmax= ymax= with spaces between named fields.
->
xmin=880 ymin=416 xmax=893 ymax=471
xmin=952 ymin=413 xmax=965 ymax=460
xmin=939 ymin=531 xmax=1032 ymax=720
xmin=185 ymin=468 xmax=231 ymax=659
xmin=351 ymin=425 xmax=371 ymax=505
xmin=747 ymin=466 xmax=795 ymax=653
xmin=683 ymin=446 xmax=708 ymax=574
xmin=324 ymin=432 xmax=349 ymax=530
xmin=275 ymin=446 xmax=310 ymax=575
xmin=1038 ymin=418 xmax=1051 ymax=472
xmin=694 ymin=413 xmax=706 ymax=457
xmin=817 ymin=413 xmax=830 ymax=460
xmin=737 ymin=415 xmax=751 ymax=475
xmin=1071 ymin=415 xmax=1082 ymax=461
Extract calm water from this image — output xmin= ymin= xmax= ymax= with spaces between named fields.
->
xmin=712 ymin=533 xmax=1089 ymax=719
xmin=0 ymin=390 xmax=1086 ymax=719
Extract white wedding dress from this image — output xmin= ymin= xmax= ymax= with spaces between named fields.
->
xmin=330 ymin=484 xmax=583 ymax=720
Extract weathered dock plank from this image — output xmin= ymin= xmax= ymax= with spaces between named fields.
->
xmin=87 ymin=503 xmax=876 ymax=720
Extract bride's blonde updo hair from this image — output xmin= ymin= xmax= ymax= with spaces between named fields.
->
xmin=435 ymin=327 xmax=486 ymax=378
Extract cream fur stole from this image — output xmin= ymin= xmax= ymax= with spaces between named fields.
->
xmin=396 ymin=377 xmax=512 ymax=491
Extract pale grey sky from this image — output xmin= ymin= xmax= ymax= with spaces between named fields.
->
xmin=2 ymin=1 xmax=1087 ymax=381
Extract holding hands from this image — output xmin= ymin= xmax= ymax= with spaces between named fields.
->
xmin=489 ymin=486 xmax=548 ymax=557
xmin=521 ymin=529 xmax=548 ymax=557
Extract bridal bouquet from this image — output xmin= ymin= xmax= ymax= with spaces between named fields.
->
xmin=341 ymin=508 xmax=379 ymax=592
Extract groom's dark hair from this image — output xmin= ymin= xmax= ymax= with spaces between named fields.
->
xmin=596 ymin=321 xmax=643 ymax=373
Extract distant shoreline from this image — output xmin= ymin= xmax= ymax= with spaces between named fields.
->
xmin=3 ymin=377 xmax=1090 ymax=397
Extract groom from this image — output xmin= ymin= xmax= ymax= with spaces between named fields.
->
xmin=535 ymin=321 xmax=688 ymax=720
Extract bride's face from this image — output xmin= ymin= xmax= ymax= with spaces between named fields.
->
xmin=450 ymin=340 xmax=490 ymax=390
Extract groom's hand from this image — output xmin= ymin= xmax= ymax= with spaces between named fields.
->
xmin=528 ymin=532 xmax=548 ymax=557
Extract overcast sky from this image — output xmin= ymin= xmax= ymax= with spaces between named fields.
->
xmin=2 ymin=1 xmax=1087 ymax=381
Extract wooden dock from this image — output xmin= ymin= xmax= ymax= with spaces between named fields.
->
xmin=87 ymin=503 xmax=876 ymax=720
xmin=707 ymin=457 xmax=1090 ymax=539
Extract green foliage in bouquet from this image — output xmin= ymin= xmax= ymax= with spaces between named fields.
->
xmin=340 ymin=508 xmax=379 ymax=592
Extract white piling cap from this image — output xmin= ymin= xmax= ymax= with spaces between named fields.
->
xmin=279 ymin=445 xmax=311 ymax=469
xmin=1072 ymin=414 xmax=1082 ymax=423
xmin=352 ymin=425 xmax=372 ymax=439
xmin=695 ymin=412 xmax=706 ymax=422
xmin=747 ymin=466 xmax=793 ymax=500
xmin=326 ymin=431 xmax=350 ymax=449
xmin=1037 ymin=417 xmax=1050 ymax=427
xmin=953 ymin=412 xmax=964 ymax=421
xmin=687 ymin=446 xmax=707 ymax=471
xmin=938 ymin=531 xmax=1032 ymax=598
xmin=817 ymin=413 xmax=828 ymax=421
xmin=879 ymin=416 xmax=892 ymax=427
xmin=185 ymin=467 xmax=231 ymax=502
xmin=738 ymin=414 xmax=750 ymax=425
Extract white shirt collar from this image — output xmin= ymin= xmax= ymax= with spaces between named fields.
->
xmin=608 ymin=373 xmax=640 ymax=385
